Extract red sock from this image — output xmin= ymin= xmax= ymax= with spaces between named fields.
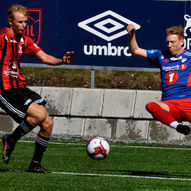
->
xmin=146 ymin=102 xmax=177 ymax=126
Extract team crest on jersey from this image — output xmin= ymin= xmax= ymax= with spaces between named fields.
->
xmin=180 ymin=64 xmax=187 ymax=70
xmin=163 ymin=59 xmax=169 ymax=64
xmin=25 ymin=9 xmax=42 ymax=45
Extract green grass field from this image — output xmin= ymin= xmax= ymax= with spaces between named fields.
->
xmin=0 ymin=140 xmax=191 ymax=191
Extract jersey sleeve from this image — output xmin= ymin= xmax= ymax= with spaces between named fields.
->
xmin=146 ymin=49 xmax=159 ymax=61
xmin=24 ymin=37 xmax=42 ymax=56
xmin=146 ymin=49 xmax=160 ymax=67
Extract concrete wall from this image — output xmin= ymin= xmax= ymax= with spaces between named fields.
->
xmin=0 ymin=86 xmax=191 ymax=144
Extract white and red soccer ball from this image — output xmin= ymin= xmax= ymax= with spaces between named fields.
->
xmin=86 ymin=137 xmax=110 ymax=160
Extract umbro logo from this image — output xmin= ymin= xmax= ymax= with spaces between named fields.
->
xmin=78 ymin=10 xmax=141 ymax=41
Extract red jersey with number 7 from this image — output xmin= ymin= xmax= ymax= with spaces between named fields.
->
xmin=0 ymin=27 xmax=41 ymax=93
xmin=147 ymin=49 xmax=191 ymax=101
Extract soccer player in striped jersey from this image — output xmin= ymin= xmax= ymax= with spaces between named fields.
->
xmin=127 ymin=24 xmax=191 ymax=136
xmin=0 ymin=4 xmax=74 ymax=173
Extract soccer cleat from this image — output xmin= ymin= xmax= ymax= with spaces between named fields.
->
xmin=28 ymin=162 xmax=51 ymax=174
xmin=2 ymin=134 xmax=16 ymax=164
xmin=176 ymin=124 xmax=190 ymax=135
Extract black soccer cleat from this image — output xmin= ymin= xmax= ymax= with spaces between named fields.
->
xmin=28 ymin=162 xmax=51 ymax=174
xmin=2 ymin=134 xmax=16 ymax=164
xmin=176 ymin=124 xmax=191 ymax=135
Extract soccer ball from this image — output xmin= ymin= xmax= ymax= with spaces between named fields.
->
xmin=86 ymin=137 xmax=110 ymax=160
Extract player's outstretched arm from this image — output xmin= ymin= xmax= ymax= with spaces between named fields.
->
xmin=35 ymin=50 xmax=75 ymax=65
xmin=126 ymin=24 xmax=147 ymax=60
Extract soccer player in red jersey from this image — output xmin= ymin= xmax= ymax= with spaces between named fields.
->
xmin=0 ymin=4 xmax=74 ymax=173
xmin=126 ymin=24 xmax=191 ymax=136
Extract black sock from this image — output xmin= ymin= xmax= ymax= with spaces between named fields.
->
xmin=9 ymin=119 xmax=35 ymax=142
xmin=32 ymin=133 xmax=50 ymax=164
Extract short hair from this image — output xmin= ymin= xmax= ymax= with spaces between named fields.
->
xmin=166 ymin=26 xmax=184 ymax=40
xmin=8 ymin=4 xmax=28 ymax=20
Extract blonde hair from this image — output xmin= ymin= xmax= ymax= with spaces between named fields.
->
xmin=8 ymin=4 xmax=28 ymax=20
xmin=166 ymin=26 xmax=184 ymax=40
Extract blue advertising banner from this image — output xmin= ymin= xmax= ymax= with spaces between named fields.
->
xmin=0 ymin=0 xmax=191 ymax=70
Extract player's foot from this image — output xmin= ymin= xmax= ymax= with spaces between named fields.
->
xmin=28 ymin=161 xmax=51 ymax=174
xmin=2 ymin=134 xmax=16 ymax=164
xmin=176 ymin=124 xmax=190 ymax=135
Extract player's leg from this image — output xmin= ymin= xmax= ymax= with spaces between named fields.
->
xmin=26 ymin=103 xmax=53 ymax=173
xmin=0 ymin=89 xmax=39 ymax=164
xmin=0 ymin=88 xmax=49 ymax=165
xmin=175 ymin=98 xmax=191 ymax=128
xmin=146 ymin=101 xmax=190 ymax=135
xmin=146 ymin=101 xmax=179 ymax=127
xmin=2 ymin=118 xmax=35 ymax=164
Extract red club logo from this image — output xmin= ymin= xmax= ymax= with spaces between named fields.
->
xmin=25 ymin=9 xmax=42 ymax=45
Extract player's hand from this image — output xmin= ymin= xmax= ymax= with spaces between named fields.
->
xmin=126 ymin=24 xmax=136 ymax=36
xmin=62 ymin=51 xmax=75 ymax=64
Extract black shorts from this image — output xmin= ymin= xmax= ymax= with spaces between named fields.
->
xmin=0 ymin=88 xmax=46 ymax=123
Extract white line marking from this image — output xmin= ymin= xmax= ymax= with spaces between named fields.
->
xmin=1 ymin=141 xmax=191 ymax=181
xmin=17 ymin=140 xmax=191 ymax=151
xmin=125 ymin=145 xmax=191 ymax=151
xmin=52 ymin=171 xmax=191 ymax=181
xmin=4 ymin=169 xmax=191 ymax=181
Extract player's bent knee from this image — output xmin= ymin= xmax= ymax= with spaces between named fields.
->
xmin=145 ymin=101 xmax=161 ymax=113
xmin=27 ymin=108 xmax=48 ymax=126
xmin=36 ymin=109 xmax=49 ymax=124
xmin=145 ymin=101 xmax=154 ymax=112
xmin=47 ymin=118 xmax=54 ymax=130
xmin=40 ymin=117 xmax=53 ymax=133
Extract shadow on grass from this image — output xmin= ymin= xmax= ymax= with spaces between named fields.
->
xmin=0 ymin=168 xmax=26 ymax=173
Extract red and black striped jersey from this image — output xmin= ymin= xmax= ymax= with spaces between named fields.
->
xmin=0 ymin=27 xmax=41 ymax=93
